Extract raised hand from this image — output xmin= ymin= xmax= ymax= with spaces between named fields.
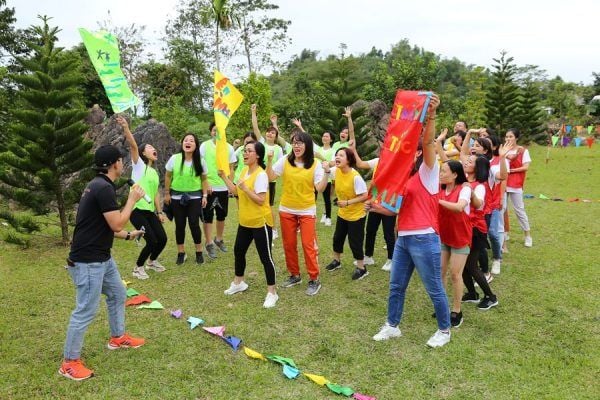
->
xmin=343 ymin=106 xmax=352 ymax=118
xmin=270 ymin=114 xmax=278 ymax=125
xmin=251 ymin=104 xmax=257 ymax=113
xmin=292 ymin=118 xmax=302 ymax=128
xmin=498 ymin=143 xmax=509 ymax=158
xmin=428 ymin=94 xmax=440 ymax=114
xmin=116 ymin=116 xmax=129 ymax=131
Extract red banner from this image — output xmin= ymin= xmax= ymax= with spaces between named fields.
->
xmin=371 ymin=90 xmax=433 ymax=212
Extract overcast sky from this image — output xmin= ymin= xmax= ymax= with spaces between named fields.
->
xmin=10 ymin=0 xmax=600 ymax=84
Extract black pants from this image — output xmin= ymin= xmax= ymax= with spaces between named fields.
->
xmin=203 ymin=190 xmax=229 ymax=223
xmin=314 ymin=182 xmax=332 ymax=218
xmin=172 ymin=198 xmax=203 ymax=245
xmin=234 ymin=225 xmax=276 ymax=285
xmin=332 ymin=216 xmax=365 ymax=260
xmin=364 ymin=211 xmax=396 ymax=260
xmin=130 ymin=209 xmax=168 ymax=266
xmin=477 ymin=214 xmax=493 ymax=273
xmin=269 ymin=181 xmax=277 ymax=206
xmin=463 ymin=228 xmax=495 ymax=297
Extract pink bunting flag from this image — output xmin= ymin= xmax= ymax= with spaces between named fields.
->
xmin=203 ymin=326 xmax=225 ymax=337
xmin=353 ymin=393 xmax=377 ymax=400
xmin=171 ymin=309 xmax=183 ymax=319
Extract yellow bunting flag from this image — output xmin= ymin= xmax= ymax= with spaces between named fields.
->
xmin=243 ymin=346 xmax=267 ymax=361
xmin=303 ymin=373 xmax=331 ymax=386
xmin=213 ymin=70 xmax=244 ymax=172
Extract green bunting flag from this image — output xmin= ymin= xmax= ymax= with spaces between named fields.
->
xmin=78 ymin=28 xmax=140 ymax=113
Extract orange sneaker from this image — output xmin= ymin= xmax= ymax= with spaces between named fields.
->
xmin=59 ymin=359 xmax=94 ymax=381
xmin=107 ymin=333 xmax=145 ymax=350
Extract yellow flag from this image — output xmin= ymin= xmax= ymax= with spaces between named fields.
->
xmin=243 ymin=346 xmax=267 ymax=361
xmin=303 ymin=373 xmax=330 ymax=386
xmin=213 ymin=70 xmax=244 ymax=173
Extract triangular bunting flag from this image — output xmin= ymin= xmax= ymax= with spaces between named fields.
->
xmin=243 ymin=346 xmax=267 ymax=361
xmin=353 ymin=393 xmax=377 ymax=400
xmin=283 ymin=364 xmax=300 ymax=379
xmin=137 ymin=300 xmax=164 ymax=309
xmin=266 ymin=355 xmax=297 ymax=368
xmin=122 ymin=279 xmax=131 ymax=288
xmin=575 ymin=137 xmax=582 ymax=147
xmin=203 ymin=326 xmax=225 ymax=337
xmin=539 ymin=194 xmax=549 ymax=200
xmin=222 ymin=335 xmax=242 ymax=351
xmin=170 ymin=309 xmax=183 ymax=319
xmin=588 ymin=125 xmax=594 ymax=134
xmin=551 ymin=136 xmax=559 ymax=147
xmin=125 ymin=294 xmax=152 ymax=306
xmin=586 ymin=137 xmax=594 ymax=148
xmin=326 ymin=382 xmax=355 ymax=397
xmin=126 ymin=288 xmax=140 ymax=297
xmin=187 ymin=316 xmax=204 ymax=329
xmin=304 ymin=373 xmax=330 ymax=386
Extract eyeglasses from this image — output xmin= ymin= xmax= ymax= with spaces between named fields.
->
xmin=292 ymin=141 xmax=305 ymax=147
xmin=243 ymin=149 xmax=255 ymax=153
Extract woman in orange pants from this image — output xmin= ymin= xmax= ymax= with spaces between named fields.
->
xmin=267 ymin=131 xmax=329 ymax=296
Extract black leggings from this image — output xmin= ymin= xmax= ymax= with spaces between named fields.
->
xmin=332 ymin=216 xmax=365 ymax=260
xmin=364 ymin=212 xmax=396 ymax=260
xmin=314 ymin=182 xmax=332 ymax=218
xmin=130 ymin=209 xmax=168 ymax=266
xmin=463 ymin=228 xmax=495 ymax=297
xmin=172 ymin=198 xmax=203 ymax=245
xmin=478 ymin=214 xmax=492 ymax=273
xmin=234 ymin=225 xmax=276 ymax=285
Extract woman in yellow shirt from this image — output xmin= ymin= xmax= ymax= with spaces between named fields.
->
xmin=219 ymin=141 xmax=278 ymax=308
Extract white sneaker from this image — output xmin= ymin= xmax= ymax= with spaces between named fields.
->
xmin=132 ymin=266 xmax=149 ymax=280
xmin=524 ymin=236 xmax=533 ymax=247
xmin=505 ymin=232 xmax=510 ymax=241
xmin=272 ymin=229 xmax=279 ymax=240
xmin=426 ymin=329 xmax=451 ymax=348
xmin=381 ymin=259 xmax=392 ymax=271
xmin=372 ymin=323 xmax=402 ymax=341
xmin=491 ymin=260 xmax=501 ymax=275
xmin=224 ymin=281 xmax=249 ymax=295
xmin=324 ymin=218 xmax=332 ymax=226
xmin=146 ymin=260 xmax=166 ymax=272
xmin=353 ymin=256 xmax=375 ymax=266
xmin=263 ymin=292 xmax=279 ymax=308
xmin=320 ymin=215 xmax=327 ymax=223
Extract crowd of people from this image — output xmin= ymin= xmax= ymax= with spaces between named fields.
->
xmin=59 ymin=94 xmax=533 ymax=380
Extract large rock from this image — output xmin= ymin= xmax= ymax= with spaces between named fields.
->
xmin=84 ymin=105 xmax=179 ymax=187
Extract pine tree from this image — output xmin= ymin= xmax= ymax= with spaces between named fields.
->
xmin=516 ymin=79 xmax=545 ymax=142
xmin=0 ymin=16 xmax=93 ymax=244
xmin=316 ymin=57 xmax=377 ymax=164
xmin=485 ymin=51 xmax=521 ymax=134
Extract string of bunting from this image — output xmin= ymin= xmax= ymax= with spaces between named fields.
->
xmin=123 ymin=282 xmax=376 ymax=399
xmin=523 ymin=194 xmax=600 ymax=202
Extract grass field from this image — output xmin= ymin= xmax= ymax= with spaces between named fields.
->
xmin=1 ymin=144 xmax=599 ymax=399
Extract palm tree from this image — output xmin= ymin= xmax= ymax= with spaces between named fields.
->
xmin=201 ymin=0 xmax=238 ymax=70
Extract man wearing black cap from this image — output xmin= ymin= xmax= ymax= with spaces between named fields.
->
xmin=59 ymin=145 xmax=147 ymax=381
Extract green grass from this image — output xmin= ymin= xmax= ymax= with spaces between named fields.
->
xmin=1 ymin=144 xmax=599 ymax=399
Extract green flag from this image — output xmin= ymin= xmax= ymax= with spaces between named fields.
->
xmin=78 ymin=28 xmax=140 ymax=113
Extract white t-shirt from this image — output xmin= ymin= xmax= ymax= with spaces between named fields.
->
xmin=506 ymin=148 xmax=531 ymax=193
xmin=489 ymin=159 xmax=510 ymax=189
xmin=366 ymin=158 xmax=379 ymax=170
xmin=398 ymin=161 xmax=439 ymax=236
xmin=330 ymin=167 xmax=368 ymax=195
xmin=271 ymin=157 xmax=324 ymax=215
xmin=131 ymin=157 xmax=147 ymax=183
xmin=165 ymin=155 xmax=208 ymax=200
xmin=472 ymin=183 xmax=486 ymax=211
xmin=199 ymin=141 xmax=237 ymax=192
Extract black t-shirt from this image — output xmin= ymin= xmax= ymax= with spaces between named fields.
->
xmin=69 ymin=174 xmax=120 ymax=262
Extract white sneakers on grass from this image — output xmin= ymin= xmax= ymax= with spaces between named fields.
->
xmin=224 ymin=281 xmax=248 ymax=295
xmin=524 ymin=236 xmax=533 ymax=248
xmin=426 ymin=330 xmax=451 ymax=348
xmin=146 ymin=260 xmax=166 ymax=272
xmin=381 ymin=259 xmax=392 ymax=271
xmin=491 ymin=260 xmax=501 ymax=275
xmin=353 ymin=256 xmax=375 ymax=266
xmin=372 ymin=323 xmax=402 ymax=341
xmin=263 ymin=292 xmax=279 ymax=308
xmin=132 ymin=266 xmax=149 ymax=280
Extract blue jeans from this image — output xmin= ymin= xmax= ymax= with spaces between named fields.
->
xmin=387 ymin=233 xmax=450 ymax=330
xmin=63 ymin=257 xmax=126 ymax=359
xmin=488 ymin=209 xmax=503 ymax=260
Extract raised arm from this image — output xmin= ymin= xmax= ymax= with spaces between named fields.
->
xmin=435 ymin=128 xmax=449 ymax=163
xmin=291 ymin=118 xmax=305 ymax=133
xmin=251 ymin=104 xmax=263 ymax=141
xmin=422 ymin=94 xmax=440 ymax=168
xmin=348 ymin=140 xmax=373 ymax=170
xmin=343 ymin=106 xmax=355 ymax=144
xmin=116 ymin=116 xmax=138 ymax=164
xmin=497 ymin=144 xmax=509 ymax=180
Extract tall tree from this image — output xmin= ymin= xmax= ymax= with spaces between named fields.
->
xmin=0 ymin=16 xmax=93 ymax=243
xmin=485 ymin=51 xmax=521 ymax=134
xmin=200 ymin=0 xmax=239 ymax=71
xmin=516 ymin=78 xmax=545 ymax=142
xmin=235 ymin=0 xmax=291 ymax=74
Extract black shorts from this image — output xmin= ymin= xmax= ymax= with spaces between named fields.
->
xmin=202 ymin=190 xmax=229 ymax=223
xmin=269 ymin=181 xmax=276 ymax=206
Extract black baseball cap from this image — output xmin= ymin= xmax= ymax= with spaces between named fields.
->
xmin=93 ymin=145 xmax=123 ymax=169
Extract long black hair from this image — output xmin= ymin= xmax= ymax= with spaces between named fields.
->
xmin=179 ymin=133 xmax=203 ymax=176
xmin=488 ymin=135 xmax=501 ymax=156
xmin=287 ymin=131 xmax=314 ymax=169
xmin=251 ymin=141 xmax=266 ymax=170
xmin=476 ymin=137 xmax=493 ymax=160
xmin=474 ymin=155 xmax=490 ymax=183
xmin=410 ymin=139 xmax=424 ymax=176
xmin=441 ymin=160 xmax=468 ymax=189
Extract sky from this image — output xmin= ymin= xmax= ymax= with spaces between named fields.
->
xmin=9 ymin=0 xmax=600 ymax=84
